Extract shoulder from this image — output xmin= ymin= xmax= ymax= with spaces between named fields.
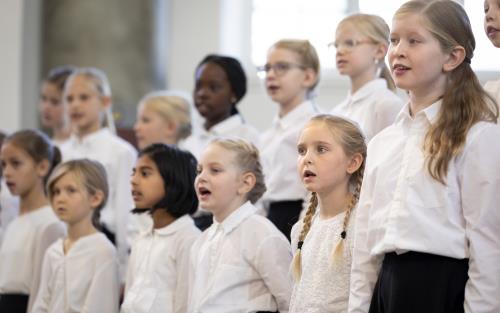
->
xmin=242 ymin=214 xmax=289 ymax=243
xmin=462 ymin=122 xmax=500 ymax=156
xmin=373 ymin=89 xmax=404 ymax=107
xmin=91 ymin=233 xmax=118 ymax=260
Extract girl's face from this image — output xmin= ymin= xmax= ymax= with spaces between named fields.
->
xmin=39 ymin=82 xmax=66 ymax=129
xmin=64 ymin=75 xmax=108 ymax=136
xmin=0 ymin=142 xmax=47 ymax=197
xmin=334 ymin=23 xmax=384 ymax=79
xmin=50 ymin=172 xmax=101 ymax=227
xmin=195 ymin=144 xmax=246 ymax=219
xmin=388 ymin=14 xmax=450 ymax=97
xmin=193 ymin=62 xmax=235 ymax=126
xmin=297 ymin=122 xmax=356 ymax=195
xmin=485 ymin=0 xmax=500 ymax=47
xmin=134 ymin=104 xmax=174 ymax=149
xmin=130 ymin=155 xmax=165 ymax=209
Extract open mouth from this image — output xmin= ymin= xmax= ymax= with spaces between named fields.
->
xmin=267 ymin=85 xmax=280 ymax=92
xmin=487 ymin=26 xmax=499 ymax=38
xmin=131 ymin=190 xmax=142 ymax=199
xmin=303 ymin=170 xmax=317 ymax=178
xmin=337 ymin=60 xmax=348 ymax=66
xmin=198 ymin=186 xmax=211 ymax=197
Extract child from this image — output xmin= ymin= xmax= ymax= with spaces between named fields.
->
xmin=484 ymin=0 xmax=500 ymax=122
xmin=290 ymin=115 xmax=366 ymax=313
xmin=0 ymin=129 xmax=66 ymax=312
xmin=189 ymin=138 xmax=292 ymax=313
xmin=331 ymin=14 xmax=403 ymax=142
xmin=181 ymin=54 xmax=259 ymax=161
xmin=39 ymin=65 xmax=75 ymax=145
xmin=60 ymin=67 xmax=138 ymax=278
xmin=122 ymin=144 xmax=200 ymax=313
xmin=134 ymin=91 xmax=192 ymax=149
xmin=349 ymin=1 xmax=500 ymax=312
xmin=32 ymin=159 xmax=119 ymax=313
xmin=258 ymin=39 xmax=321 ymax=240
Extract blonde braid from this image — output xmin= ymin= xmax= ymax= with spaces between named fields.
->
xmin=291 ymin=192 xmax=318 ymax=281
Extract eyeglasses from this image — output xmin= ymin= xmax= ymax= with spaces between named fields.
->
xmin=327 ymin=39 xmax=376 ymax=51
xmin=256 ymin=62 xmax=305 ymax=78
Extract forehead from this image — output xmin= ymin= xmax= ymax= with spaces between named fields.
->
xmin=65 ymin=75 xmax=100 ymax=93
xmin=54 ymin=171 xmax=82 ymax=186
xmin=0 ymin=142 xmax=31 ymax=159
xmin=266 ymin=47 xmax=301 ymax=63
xmin=391 ymin=13 xmax=429 ymax=34
xmin=136 ymin=154 xmax=160 ymax=170
xmin=200 ymin=143 xmax=237 ymax=164
xmin=336 ymin=22 xmax=364 ymax=39
xmin=299 ymin=122 xmax=338 ymax=143
xmin=196 ymin=62 xmax=229 ymax=82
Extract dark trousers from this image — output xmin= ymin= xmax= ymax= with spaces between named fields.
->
xmin=0 ymin=293 xmax=29 ymax=313
xmin=267 ymin=199 xmax=303 ymax=241
xmin=369 ymin=251 xmax=469 ymax=313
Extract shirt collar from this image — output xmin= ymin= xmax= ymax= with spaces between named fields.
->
xmin=207 ymin=201 xmax=256 ymax=238
xmin=272 ymin=100 xmax=318 ymax=130
xmin=395 ymin=99 xmax=442 ymax=125
xmin=152 ymin=215 xmax=194 ymax=236
xmin=348 ymin=79 xmax=388 ymax=104
xmin=202 ymin=114 xmax=245 ymax=137
xmin=69 ymin=128 xmax=111 ymax=146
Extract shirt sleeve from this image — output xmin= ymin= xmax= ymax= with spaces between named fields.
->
xmin=30 ymin=248 xmax=54 ymax=313
xmin=348 ymin=163 xmax=384 ymax=313
xmin=174 ymin=230 xmax=200 ymax=313
xmin=254 ymin=234 xmax=293 ymax=313
xmin=460 ymin=124 xmax=500 ymax=313
xmin=82 ymin=256 xmax=120 ymax=313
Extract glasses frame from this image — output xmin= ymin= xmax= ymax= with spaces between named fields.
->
xmin=327 ymin=39 xmax=377 ymax=52
xmin=256 ymin=61 xmax=306 ymax=78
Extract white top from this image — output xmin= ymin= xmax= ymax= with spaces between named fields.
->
xmin=121 ymin=215 xmax=200 ymax=313
xmin=290 ymin=210 xmax=355 ymax=313
xmin=188 ymin=201 xmax=293 ymax=313
xmin=484 ymin=79 xmax=500 ymax=124
xmin=0 ymin=179 xmax=19 ymax=244
xmin=31 ymin=233 xmax=119 ymax=313
xmin=349 ymin=101 xmax=500 ymax=313
xmin=260 ymin=101 xmax=320 ymax=203
xmin=60 ymin=128 xmax=138 ymax=277
xmin=180 ymin=114 xmax=260 ymax=161
xmin=330 ymin=79 xmax=403 ymax=142
xmin=0 ymin=206 xmax=65 ymax=311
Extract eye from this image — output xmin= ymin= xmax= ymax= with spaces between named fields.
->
xmin=141 ymin=116 xmax=150 ymax=123
xmin=297 ymin=146 xmax=306 ymax=155
xmin=209 ymin=83 xmax=221 ymax=92
xmin=345 ymin=39 xmax=356 ymax=48
xmin=316 ymin=145 xmax=327 ymax=153
xmin=66 ymin=186 xmax=77 ymax=194
xmin=210 ymin=167 xmax=222 ymax=174
xmin=141 ymin=170 xmax=150 ymax=177
xmin=79 ymin=94 xmax=89 ymax=101
xmin=389 ymin=37 xmax=399 ymax=45
xmin=66 ymin=95 xmax=73 ymax=103
xmin=275 ymin=63 xmax=290 ymax=71
xmin=409 ymin=38 xmax=419 ymax=44
xmin=196 ymin=167 xmax=202 ymax=175
xmin=0 ymin=161 xmax=6 ymax=169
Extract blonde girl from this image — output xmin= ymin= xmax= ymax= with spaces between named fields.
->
xmin=134 ymin=91 xmax=192 ymax=149
xmin=32 ymin=159 xmax=119 ymax=313
xmin=349 ymin=1 xmax=500 ymax=312
xmin=484 ymin=0 xmax=500 ymax=122
xmin=189 ymin=138 xmax=292 ymax=313
xmin=331 ymin=14 xmax=403 ymax=142
xmin=60 ymin=67 xmax=138 ymax=279
xmin=259 ymin=39 xmax=321 ymax=240
xmin=289 ymin=115 xmax=365 ymax=313
xmin=0 ymin=129 xmax=65 ymax=313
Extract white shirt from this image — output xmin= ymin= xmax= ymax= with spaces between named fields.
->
xmin=0 ymin=206 xmax=65 ymax=311
xmin=31 ymin=232 xmax=119 ymax=313
xmin=60 ymin=128 xmax=138 ymax=278
xmin=484 ymin=79 xmax=500 ymax=124
xmin=188 ymin=201 xmax=293 ymax=313
xmin=121 ymin=215 xmax=200 ymax=313
xmin=349 ymin=101 xmax=500 ymax=313
xmin=290 ymin=210 xmax=355 ymax=313
xmin=180 ymin=114 xmax=260 ymax=161
xmin=0 ymin=179 xmax=19 ymax=244
xmin=260 ymin=101 xmax=320 ymax=203
xmin=331 ymin=79 xmax=403 ymax=142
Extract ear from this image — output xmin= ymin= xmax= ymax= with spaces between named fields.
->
xmin=163 ymin=120 xmax=177 ymax=137
xmin=301 ymin=68 xmax=318 ymax=89
xmin=346 ymin=153 xmax=363 ymax=175
xmin=36 ymin=159 xmax=50 ymax=178
xmin=89 ymin=190 xmax=105 ymax=210
xmin=237 ymin=171 xmax=256 ymax=196
xmin=374 ymin=42 xmax=388 ymax=62
xmin=101 ymin=95 xmax=112 ymax=109
xmin=443 ymin=45 xmax=466 ymax=72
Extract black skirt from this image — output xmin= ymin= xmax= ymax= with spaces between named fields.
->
xmin=0 ymin=293 xmax=29 ymax=313
xmin=267 ymin=199 xmax=303 ymax=241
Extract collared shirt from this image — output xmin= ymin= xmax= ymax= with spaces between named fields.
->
xmin=31 ymin=233 xmax=119 ymax=313
xmin=0 ymin=206 xmax=66 ymax=311
xmin=260 ymin=101 xmax=320 ymax=203
xmin=349 ymin=101 xmax=500 ymax=313
xmin=484 ymin=79 xmax=500 ymax=124
xmin=122 ymin=215 xmax=200 ymax=313
xmin=0 ymin=179 xmax=19 ymax=245
xmin=180 ymin=114 xmax=260 ymax=161
xmin=60 ymin=128 xmax=138 ymax=278
xmin=331 ymin=79 xmax=403 ymax=142
xmin=188 ymin=201 xmax=293 ymax=313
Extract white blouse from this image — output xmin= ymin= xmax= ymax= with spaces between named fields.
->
xmin=259 ymin=101 xmax=320 ymax=204
xmin=0 ymin=206 xmax=65 ymax=311
xmin=60 ymin=128 xmax=138 ymax=277
xmin=188 ymin=201 xmax=293 ymax=313
xmin=180 ymin=114 xmax=260 ymax=161
xmin=349 ymin=101 xmax=500 ymax=313
xmin=290 ymin=210 xmax=355 ymax=313
xmin=31 ymin=232 xmax=119 ymax=313
xmin=331 ymin=79 xmax=403 ymax=142
xmin=484 ymin=79 xmax=500 ymax=124
xmin=0 ymin=179 xmax=19 ymax=244
xmin=121 ymin=215 xmax=200 ymax=313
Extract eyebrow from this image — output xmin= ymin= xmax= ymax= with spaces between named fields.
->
xmin=298 ymin=140 xmax=332 ymax=146
xmin=136 ymin=165 xmax=155 ymax=171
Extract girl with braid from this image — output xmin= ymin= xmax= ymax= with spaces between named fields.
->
xmin=290 ymin=115 xmax=366 ymax=313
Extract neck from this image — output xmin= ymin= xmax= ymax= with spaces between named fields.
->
xmin=278 ymin=92 xmax=307 ymax=118
xmin=204 ymin=113 xmax=232 ymax=131
xmin=76 ymin=121 xmax=101 ymax=139
xmin=213 ymin=197 xmax=246 ymax=223
xmin=52 ymin=124 xmax=71 ymax=142
xmin=317 ymin=183 xmax=350 ymax=219
xmin=20 ymin=182 xmax=48 ymax=214
xmin=67 ymin=216 xmax=97 ymax=243
xmin=350 ymin=68 xmax=377 ymax=94
xmin=152 ymin=209 xmax=176 ymax=229
xmin=408 ymin=78 xmax=446 ymax=117
xmin=163 ymin=136 xmax=178 ymax=146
